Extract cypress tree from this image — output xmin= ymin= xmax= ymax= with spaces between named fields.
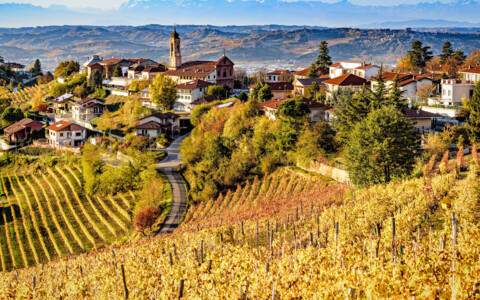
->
xmin=467 ymin=81 xmax=480 ymax=142
xmin=387 ymin=75 xmax=407 ymax=110
xmin=315 ymin=41 xmax=332 ymax=69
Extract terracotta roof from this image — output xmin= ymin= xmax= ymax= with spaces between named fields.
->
xmin=134 ymin=121 xmax=168 ymax=130
xmin=191 ymin=95 xmax=225 ymax=105
xmin=296 ymin=78 xmax=328 ymax=86
xmin=138 ymin=112 xmax=180 ymax=121
xmin=370 ymin=72 xmax=412 ymax=82
xmin=99 ymin=58 xmax=123 ymax=66
xmin=46 ymin=120 xmax=85 ymax=132
xmin=268 ymin=70 xmax=291 ymax=75
xmin=177 ymin=80 xmax=213 ymax=90
xmin=398 ymin=78 xmax=417 ymax=87
xmin=293 ymin=66 xmax=328 ymax=77
xmin=460 ymin=66 xmax=480 ymax=74
xmin=323 ymin=74 xmax=367 ymax=86
xmin=164 ymin=61 xmax=217 ymax=78
xmin=329 ymin=62 xmax=341 ymax=68
xmin=404 ymin=108 xmax=441 ymax=119
xmin=4 ymin=118 xmax=40 ymax=134
xmin=50 ymin=93 xmax=74 ymax=104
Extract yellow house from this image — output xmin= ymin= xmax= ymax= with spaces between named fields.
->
xmin=293 ymin=78 xmax=328 ymax=98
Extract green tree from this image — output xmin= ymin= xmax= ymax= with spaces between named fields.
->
xmin=310 ymin=81 xmax=320 ymax=100
xmin=307 ymin=63 xmax=318 ymax=78
xmin=0 ymin=56 xmax=3 ymax=64
xmin=346 ymin=105 xmax=419 ymax=185
xmin=206 ymin=85 xmax=228 ymax=98
xmin=32 ymin=59 xmax=42 ymax=75
xmin=250 ymin=82 xmax=262 ymax=100
xmin=439 ymin=41 xmax=454 ymax=65
xmin=467 ymin=81 xmax=480 ymax=142
xmin=453 ymin=49 xmax=467 ymax=65
xmin=8 ymin=81 xmax=13 ymax=92
xmin=386 ymin=75 xmax=407 ymax=109
xmin=237 ymin=91 xmax=248 ymax=102
xmin=295 ymin=121 xmax=337 ymax=165
xmin=370 ymin=66 xmax=388 ymax=110
xmin=190 ymin=104 xmax=212 ymax=126
xmin=88 ymin=69 xmax=103 ymax=88
xmin=149 ymin=74 xmax=177 ymax=110
xmin=112 ymin=65 xmax=122 ymax=77
xmin=54 ymin=61 xmax=80 ymax=78
xmin=333 ymin=87 xmax=371 ymax=142
xmin=408 ymin=40 xmax=433 ymax=69
xmin=315 ymin=41 xmax=332 ymax=69
xmin=1 ymin=107 xmax=24 ymax=127
xmin=257 ymin=84 xmax=274 ymax=102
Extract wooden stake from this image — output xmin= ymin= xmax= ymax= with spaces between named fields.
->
xmin=201 ymin=240 xmax=204 ymax=264
xmin=169 ymin=253 xmax=173 ymax=266
xmin=178 ymin=279 xmax=184 ymax=299
xmin=121 ymin=265 xmax=128 ymax=299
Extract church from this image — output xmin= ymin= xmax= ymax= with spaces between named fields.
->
xmin=164 ymin=27 xmax=235 ymax=91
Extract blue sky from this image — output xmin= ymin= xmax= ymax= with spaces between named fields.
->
xmin=0 ymin=0 xmax=452 ymax=9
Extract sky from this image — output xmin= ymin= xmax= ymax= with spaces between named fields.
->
xmin=0 ymin=0 xmax=452 ymax=10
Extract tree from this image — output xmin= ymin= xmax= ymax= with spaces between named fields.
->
xmin=8 ymin=81 xmax=13 ymax=92
xmin=310 ymin=81 xmax=320 ymax=100
xmin=31 ymin=59 xmax=42 ymax=75
xmin=88 ymin=69 xmax=103 ymax=88
xmin=453 ymin=50 xmax=466 ymax=65
xmin=407 ymin=40 xmax=433 ymax=70
xmin=370 ymin=66 xmax=388 ymax=110
xmin=345 ymin=105 xmax=419 ymax=185
xmin=467 ymin=81 xmax=480 ymax=142
xmin=463 ymin=50 xmax=480 ymax=69
xmin=206 ymin=85 xmax=228 ymax=98
xmin=112 ymin=65 xmax=122 ymax=77
xmin=0 ymin=56 xmax=3 ymax=64
xmin=257 ymin=84 xmax=273 ymax=102
xmin=416 ymin=83 xmax=436 ymax=103
xmin=307 ymin=63 xmax=318 ymax=78
xmin=395 ymin=55 xmax=417 ymax=73
xmin=54 ymin=60 xmax=80 ymax=78
xmin=32 ymin=89 xmax=44 ymax=111
xmin=440 ymin=41 xmax=454 ymax=65
xmin=387 ymin=75 xmax=407 ymax=109
xmin=315 ymin=41 xmax=332 ymax=69
xmin=249 ymin=82 xmax=262 ymax=100
xmin=149 ymin=74 xmax=177 ymax=110
xmin=1 ymin=107 xmax=24 ymax=127
xmin=426 ymin=56 xmax=441 ymax=74
xmin=295 ymin=121 xmax=337 ymax=165
xmin=237 ymin=91 xmax=248 ymax=102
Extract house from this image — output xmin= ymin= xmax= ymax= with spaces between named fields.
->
xmin=329 ymin=61 xmax=379 ymax=79
xmin=83 ymin=55 xmax=103 ymax=69
xmin=4 ymin=63 xmax=26 ymax=74
xmin=163 ymin=28 xmax=235 ymax=90
xmin=71 ymin=97 xmax=105 ymax=122
xmin=440 ymin=79 xmax=474 ymax=106
xmin=175 ymin=79 xmax=213 ymax=111
xmin=370 ymin=72 xmax=435 ymax=102
xmin=292 ymin=66 xmax=328 ymax=80
xmin=293 ymin=78 xmax=328 ymax=98
xmin=404 ymin=108 xmax=441 ymax=133
xmin=323 ymin=74 xmax=367 ymax=101
xmin=135 ymin=112 xmax=180 ymax=137
xmin=267 ymin=70 xmax=293 ymax=83
xmin=249 ymin=82 xmax=294 ymax=99
xmin=88 ymin=58 xmax=158 ymax=79
xmin=3 ymin=118 xmax=43 ymax=142
xmin=46 ymin=120 xmax=87 ymax=148
xmin=50 ymin=93 xmax=74 ymax=114
xmin=260 ymin=98 xmax=334 ymax=123
xmin=191 ymin=95 xmax=225 ymax=109
xmin=127 ymin=64 xmax=166 ymax=80
xmin=460 ymin=66 xmax=480 ymax=82
xmin=138 ymin=87 xmax=157 ymax=109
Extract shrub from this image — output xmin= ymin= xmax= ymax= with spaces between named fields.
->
xmin=133 ymin=206 xmax=161 ymax=235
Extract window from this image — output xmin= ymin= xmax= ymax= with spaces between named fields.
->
xmin=60 ymin=133 xmax=64 ymax=137
xmin=76 ymin=132 xmax=81 ymax=137
xmin=223 ymin=71 xmax=227 ymax=78
xmin=448 ymin=90 xmax=451 ymax=97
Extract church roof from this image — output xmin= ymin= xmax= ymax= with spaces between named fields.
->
xmin=171 ymin=27 xmax=180 ymax=39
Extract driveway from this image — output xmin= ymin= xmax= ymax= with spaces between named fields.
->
xmin=155 ymin=133 xmax=190 ymax=235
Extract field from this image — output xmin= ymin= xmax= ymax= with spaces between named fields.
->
xmin=0 ymin=165 xmax=479 ymax=298
xmin=8 ymin=82 xmax=55 ymax=108
xmin=0 ymin=164 xmax=135 ymax=272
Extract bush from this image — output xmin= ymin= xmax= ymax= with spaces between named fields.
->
xmin=133 ymin=206 xmax=161 ymax=235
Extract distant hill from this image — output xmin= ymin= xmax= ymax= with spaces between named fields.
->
xmin=2 ymin=25 xmax=480 ymax=71
xmin=361 ymin=19 xmax=480 ymax=30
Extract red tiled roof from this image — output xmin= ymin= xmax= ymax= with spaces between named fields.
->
xmin=323 ymin=74 xmax=367 ymax=86
xmin=99 ymin=58 xmax=123 ymax=66
xmin=46 ymin=120 xmax=85 ymax=132
xmin=268 ymin=70 xmax=291 ymax=75
xmin=329 ymin=62 xmax=341 ymax=68
xmin=177 ymin=80 xmax=213 ymax=90
xmin=4 ymin=118 xmax=40 ymax=134
xmin=461 ymin=66 xmax=480 ymax=74
xmin=370 ymin=72 xmax=412 ymax=82
xmin=164 ymin=61 xmax=217 ymax=78
xmin=403 ymin=108 xmax=441 ymax=119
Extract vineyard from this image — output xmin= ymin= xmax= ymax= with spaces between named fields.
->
xmin=7 ymin=82 xmax=55 ymax=108
xmin=0 ymin=164 xmax=135 ymax=272
xmin=0 ymin=166 xmax=480 ymax=298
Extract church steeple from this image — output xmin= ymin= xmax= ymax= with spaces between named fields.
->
xmin=169 ymin=26 xmax=182 ymax=70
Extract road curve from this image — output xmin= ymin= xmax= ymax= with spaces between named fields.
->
xmin=155 ymin=133 xmax=190 ymax=235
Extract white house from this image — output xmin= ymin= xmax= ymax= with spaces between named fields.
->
xmin=174 ymin=80 xmax=213 ymax=112
xmin=370 ymin=72 xmax=434 ymax=102
xmin=134 ymin=112 xmax=180 ymax=137
xmin=71 ymin=97 xmax=105 ymax=122
xmin=46 ymin=120 xmax=87 ymax=148
xmin=266 ymin=70 xmax=293 ymax=83
xmin=404 ymin=108 xmax=441 ymax=134
xmin=329 ymin=61 xmax=379 ymax=79
xmin=440 ymin=79 xmax=474 ymax=106
xmin=460 ymin=66 xmax=480 ymax=82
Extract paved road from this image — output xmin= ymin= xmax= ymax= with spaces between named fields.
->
xmin=155 ymin=133 xmax=190 ymax=235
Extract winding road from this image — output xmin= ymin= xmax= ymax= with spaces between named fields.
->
xmin=155 ymin=134 xmax=189 ymax=235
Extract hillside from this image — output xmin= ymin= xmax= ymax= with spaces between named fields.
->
xmin=0 ymin=164 xmax=479 ymax=297
xmin=3 ymin=25 xmax=480 ymax=70
xmin=0 ymin=163 xmax=136 ymax=272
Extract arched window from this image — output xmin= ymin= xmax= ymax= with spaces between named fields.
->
xmin=223 ymin=71 xmax=227 ymax=78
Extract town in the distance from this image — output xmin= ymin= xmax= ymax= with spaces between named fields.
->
xmin=1 ymin=22 xmax=480 ymax=298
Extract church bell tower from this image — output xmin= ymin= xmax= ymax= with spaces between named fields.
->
xmin=169 ymin=26 xmax=182 ymax=70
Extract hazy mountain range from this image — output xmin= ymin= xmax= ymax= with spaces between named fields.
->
xmin=2 ymin=25 xmax=480 ymax=72
xmin=1 ymin=0 xmax=480 ymax=27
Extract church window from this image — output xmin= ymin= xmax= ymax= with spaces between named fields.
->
xmin=223 ymin=71 xmax=227 ymax=78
